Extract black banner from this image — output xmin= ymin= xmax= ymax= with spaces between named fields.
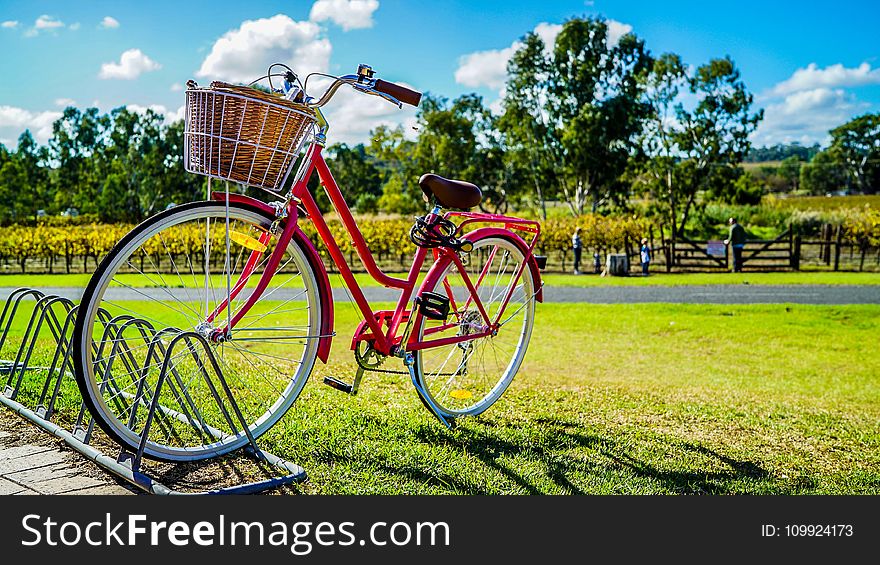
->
xmin=0 ymin=496 xmax=875 ymax=562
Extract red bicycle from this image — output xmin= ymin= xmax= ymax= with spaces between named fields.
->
xmin=72 ymin=64 xmax=544 ymax=461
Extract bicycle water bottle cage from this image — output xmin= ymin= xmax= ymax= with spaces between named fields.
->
xmin=416 ymin=292 xmax=451 ymax=321
xmin=409 ymin=215 xmax=474 ymax=252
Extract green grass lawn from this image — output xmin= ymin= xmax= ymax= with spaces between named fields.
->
xmin=2 ymin=300 xmax=878 ymax=494
xmin=2 ymin=270 xmax=879 ymax=289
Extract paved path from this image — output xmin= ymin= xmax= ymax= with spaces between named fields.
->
xmin=4 ymin=285 xmax=879 ymax=304
xmin=0 ymin=425 xmax=134 ymax=495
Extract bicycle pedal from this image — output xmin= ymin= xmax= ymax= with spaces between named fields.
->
xmin=416 ymin=291 xmax=450 ymax=320
xmin=323 ymin=376 xmax=353 ymax=394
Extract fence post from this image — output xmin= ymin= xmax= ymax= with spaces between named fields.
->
xmin=792 ymin=234 xmax=801 ymax=271
xmin=822 ymin=223 xmax=832 ymax=265
xmin=859 ymin=240 xmax=867 ymax=272
xmin=833 ymin=225 xmax=842 ymax=271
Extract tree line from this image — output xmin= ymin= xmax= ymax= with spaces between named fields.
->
xmin=1 ymin=16 xmax=878 ymax=238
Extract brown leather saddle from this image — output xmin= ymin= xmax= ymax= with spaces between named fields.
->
xmin=419 ymin=173 xmax=482 ymax=209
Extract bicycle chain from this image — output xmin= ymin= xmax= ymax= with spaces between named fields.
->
xmin=354 ymin=342 xmax=408 ymax=375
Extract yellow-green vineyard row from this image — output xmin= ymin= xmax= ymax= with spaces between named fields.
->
xmin=0 ymin=211 xmax=877 ymax=273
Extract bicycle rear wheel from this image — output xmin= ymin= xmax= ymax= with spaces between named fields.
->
xmin=72 ymin=201 xmax=321 ymax=461
xmin=413 ymin=235 xmax=536 ymax=417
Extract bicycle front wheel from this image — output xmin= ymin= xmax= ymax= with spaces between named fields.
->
xmin=414 ymin=235 xmax=537 ymax=417
xmin=72 ymin=201 xmax=322 ymax=461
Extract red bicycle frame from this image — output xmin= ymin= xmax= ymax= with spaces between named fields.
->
xmin=209 ymin=143 xmax=543 ymax=360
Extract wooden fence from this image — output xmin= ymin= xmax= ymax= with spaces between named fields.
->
xmin=646 ymin=225 xmax=879 ymax=273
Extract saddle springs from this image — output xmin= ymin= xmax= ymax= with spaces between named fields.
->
xmin=409 ymin=214 xmax=473 ymax=253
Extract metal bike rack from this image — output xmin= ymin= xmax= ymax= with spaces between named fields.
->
xmin=0 ymin=287 xmax=306 ymax=495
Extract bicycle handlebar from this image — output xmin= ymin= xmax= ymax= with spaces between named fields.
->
xmin=373 ymin=79 xmax=422 ymax=107
xmin=298 ymin=66 xmax=422 ymax=110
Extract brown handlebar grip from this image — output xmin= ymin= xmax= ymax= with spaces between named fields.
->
xmin=374 ymin=79 xmax=422 ymax=107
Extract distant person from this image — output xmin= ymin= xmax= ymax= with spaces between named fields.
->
xmin=640 ymin=238 xmax=651 ymax=276
xmin=572 ymin=227 xmax=583 ymax=275
xmin=724 ymin=217 xmax=746 ymax=272
xmin=593 ymin=251 xmax=602 ymax=273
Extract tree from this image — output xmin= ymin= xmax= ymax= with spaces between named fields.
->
xmin=12 ymin=131 xmax=51 ymax=223
xmin=745 ymin=142 xmax=820 ymax=162
xmin=96 ymin=107 xmax=173 ymax=221
xmin=414 ymin=93 xmax=512 ymax=212
xmin=637 ymin=52 xmax=688 ymax=238
xmin=0 ymin=158 xmax=26 ymax=223
xmin=828 ymin=113 xmax=880 ymax=193
xmin=778 ymin=155 xmax=802 ymax=192
xmin=674 ymin=57 xmax=762 ymax=231
xmin=501 ymin=16 xmax=653 ymax=216
xmin=49 ymin=107 xmax=109 ymax=213
xmin=497 ymin=32 xmax=557 ymax=219
xmin=324 ymin=143 xmax=383 ymax=213
xmin=800 ymin=148 xmax=848 ymax=195
xmin=369 ymin=125 xmax=421 ymax=214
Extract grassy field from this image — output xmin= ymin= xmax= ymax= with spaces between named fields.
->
xmin=1 ymin=300 xmax=878 ymax=494
xmin=2 ymin=270 xmax=879 ymax=289
xmin=765 ymin=193 xmax=880 ymax=211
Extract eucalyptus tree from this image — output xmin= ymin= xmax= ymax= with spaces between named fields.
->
xmin=500 ymin=16 xmax=653 ymax=216
xmin=49 ymin=107 xmax=110 ymax=214
xmin=637 ymin=52 xmax=688 ymax=238
xmin=828 ymin=113 xmax=880 ymax=193
xmin=414 ymin=93 xmax=512 ymax=212
xmin=674 ymin=57 xmax=762 ymax=230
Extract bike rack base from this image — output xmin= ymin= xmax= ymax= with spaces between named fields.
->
xmin=0 ymin=288 xmax=307 ymax=495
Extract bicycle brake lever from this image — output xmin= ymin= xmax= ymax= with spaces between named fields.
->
xmin=352 ymin=83 xmax=403 ymax=109
xmin=374 ymin=90 xmax=403 ymax=109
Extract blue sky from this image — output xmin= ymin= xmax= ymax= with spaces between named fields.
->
xmin=1 ymin=0 xmax=879 ymax=148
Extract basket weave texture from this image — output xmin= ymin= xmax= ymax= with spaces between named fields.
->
xmin=184 ymin=81 xmax=316 ymax=192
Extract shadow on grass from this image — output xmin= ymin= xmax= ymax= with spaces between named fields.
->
xmin=601 ymin=443 xmax=779 ymax=495
xmin=353 ymin=414 xmax=781 ymax=495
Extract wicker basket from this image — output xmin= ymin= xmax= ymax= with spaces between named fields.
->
xmin=184 ymin=81 xmax=317 ymax=192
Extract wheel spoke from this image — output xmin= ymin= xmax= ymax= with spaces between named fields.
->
xmin=416 ymin=237 xmax=535 ymax=417
xmin=76 ymin=204 xmax=320 ymax=461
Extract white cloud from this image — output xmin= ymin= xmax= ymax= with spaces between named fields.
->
xmin=170 ymin=82 xmax=183 ymax=92
xmin=1 ymin=20 xmax=19 ymax=29
xmin=454 ymin=19 xmax=629 ymax=90
xmin=752 ymin=62 xmax=880 ymax=146
xmin=69 ymin=22 xmax=80 ymax=31
xmin=771 ymin=62 xmax=880 ymax=96
xmin=454 ymin=46 xmax=517 ymax=90
xmin=196 ymin=14 xmax=331 ymax=83
xmin=24 ymin=15 xmax=64 ymax=36
xmin=193 ymin=11 xmax=414 ymax=145
xmin=309 ymin=0 xmax=379 ymax=31
xmin=751 ymin=87 xmax=868 ymax=146
xmin=101 ymin=16 xmax=120 ymax=29
xmin=0 ymin=105 xmax=63 ymax=145
xmin=54 ymin=98 xmax=76 ymax=107
xmin=127 ymin=103 xmax=186 ymax=124
xmin=35 ymin=15 xmax=64 ymax=30
xmin=99 ymin=49 xmax=162 ymax=80
xmin=606 ymin=20 xmax=633 ymax=46
xmin=533 ymin=22 xmax=563 ymax=48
